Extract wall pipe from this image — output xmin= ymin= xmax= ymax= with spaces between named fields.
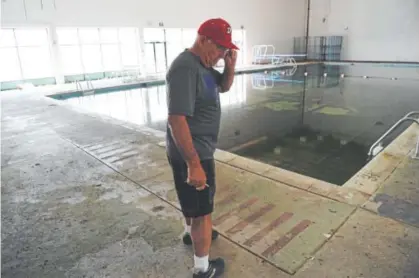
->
xmin=305 ymin=0 xmax=311 ymax=60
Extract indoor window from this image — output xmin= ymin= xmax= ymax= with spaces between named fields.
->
xmin=0 ymin=28 xmax=53 ymax=81
xmin=144 ymin=28 xmax=167 ymax=74
xmin=57 ymin=27 xmax=141 ymax=76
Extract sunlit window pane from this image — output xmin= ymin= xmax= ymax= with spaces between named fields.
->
xmin=81 ymin=45 xmax=102 ymax=72
xmin=144 ymin=43 xmax=156 ymax=73
xmin=166 ymin=28 xmax=183 ymax=66
xmin=19 ymin=46 xmax=53 ymax=79
xmin=182 ymin=29 xmax=197 ymax=48
xmin=165 ymin=28 xmax=182 ymax=42
xmin=232 ymin=30 xmax=243 ymax=42
xmin=232 ymin=29 xmax=246 ymax=65
xmin=121 ymin=44 xmax=139 ymax=66
xmin=57 ymin=28 xmax=79 ymax=45
xmin=79 ymin=28 xmax=100 ymax=44
xmin=102 ymin=44 xmax=121 ymax=71
xmin=0 ymin=29 xmax=16 ymax=47
xmin=0 ymin=48 xmax=21 ymax=81
xmin=144 ymin=28 xmax=165 ymax=42
xmin=167 ymin=43 xmax=183 ymax=66
xmin=15 ymin=29 xmax=47 ymax=46
xmin=60 ymin=45 xmax=83 ymax=75
xmin=155 ymin=43 xmax=167 ymax=73
xmin=119 ymin=28 xmax=137 ymax=45
xmin=100 ymin=28 xmax=118 ymax=43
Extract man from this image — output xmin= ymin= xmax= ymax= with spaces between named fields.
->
xmin=165 ymin=18 xmax=238 ymax=277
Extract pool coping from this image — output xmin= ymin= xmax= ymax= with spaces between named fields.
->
xmin=323 ymin=60 xmax=419 ymax=66
xmin=155 ymin=139 xmax=372 ymax=206
xmin=343 ymin=122 xmax=419 ymax=195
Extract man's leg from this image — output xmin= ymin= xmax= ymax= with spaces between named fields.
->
xmin=191 ymin=159 xmax=215 ymax=261
xmin=182 ymin=159 xmax=218 ymax=245
xmin=168 ymin=158 xmax=224 ymax=276
xmin=183 ymin=216 xmax=219 ymax=245
xmin=191 ymin=214 xmax=213 ymax=271
xmin=189 ymin=159 xmax=224 ymax=277
xmin=185 ymin=217 xmax=192 ymax=235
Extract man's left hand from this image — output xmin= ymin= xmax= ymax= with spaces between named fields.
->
xmin=224 ymin=50 xmax=237 ymax=69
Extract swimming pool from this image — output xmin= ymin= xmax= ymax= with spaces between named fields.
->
xmin=55 ymin=63 xmax=419 ymax=185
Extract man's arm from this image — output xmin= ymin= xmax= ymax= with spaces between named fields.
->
xmin=167 ymin=115 xmax=200 ymax=166
xmin=219 ymin=65 xmax=235 ymax=93
xmin=218 ymin=50 xmax=238 ymax=93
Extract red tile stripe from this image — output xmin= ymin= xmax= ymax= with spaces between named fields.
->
xmin=261 ymin=219 xmax=312 ymax=257
xmin=226 ymin=204 xmax=275 ymax=235
xmin=243 ymin=212 xmax=294 ymax=247
xmin=213 ymin=197 xmax=259 ymax=226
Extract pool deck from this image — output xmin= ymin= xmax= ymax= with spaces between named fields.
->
xmin=2 ymin=77 xmax=419 ymax=277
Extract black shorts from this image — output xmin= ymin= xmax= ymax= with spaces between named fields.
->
xmin=167 ymin=156 xmax=216 ymax=218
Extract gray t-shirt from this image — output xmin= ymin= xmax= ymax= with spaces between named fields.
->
xmin=165 ymin=50 xmax=223 ymax=161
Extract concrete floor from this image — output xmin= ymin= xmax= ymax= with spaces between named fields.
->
xmin=2 ymin=91 xmax=419 ymax=278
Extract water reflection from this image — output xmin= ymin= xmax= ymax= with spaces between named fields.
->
xmin=251 ymin=65 xmax=300 ymax=90
xmin=66 ymin=73 xmax=247 ymax=127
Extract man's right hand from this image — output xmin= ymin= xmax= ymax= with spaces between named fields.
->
xmin=187 ymin=160 xmax=207 ymax=191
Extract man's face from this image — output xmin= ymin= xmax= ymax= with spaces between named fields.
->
xmin=202 ymin=38 xmax=229 ymax=67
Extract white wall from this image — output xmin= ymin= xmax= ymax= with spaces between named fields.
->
xmin=1 ymin=0 xmax=308 ymax=63
xmin=309 ymin=0 xmax=419 ymax=62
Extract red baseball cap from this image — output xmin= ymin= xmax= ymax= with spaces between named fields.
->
xmin=197 ymin=18 xmax=239 ymax=50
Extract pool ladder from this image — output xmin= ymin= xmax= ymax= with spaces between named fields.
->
xmin=368 ymin=111 xmax=419 ymax=159
xmin=75 ymin=80 xmax=95 ymax=95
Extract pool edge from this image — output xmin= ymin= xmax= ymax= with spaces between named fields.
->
xmin=156 ymin=123 xmax=417 ymax=207
xmin=342 ymin=122 xmax=418 ymax=195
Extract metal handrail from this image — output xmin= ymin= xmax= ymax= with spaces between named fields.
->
xmin=368 ymin=111 xmax=419 ymax=157
xmin=75 ymin=79 xmax=94 ymax=93
xmin=86 ymin=80 xmax=93 ymax=90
